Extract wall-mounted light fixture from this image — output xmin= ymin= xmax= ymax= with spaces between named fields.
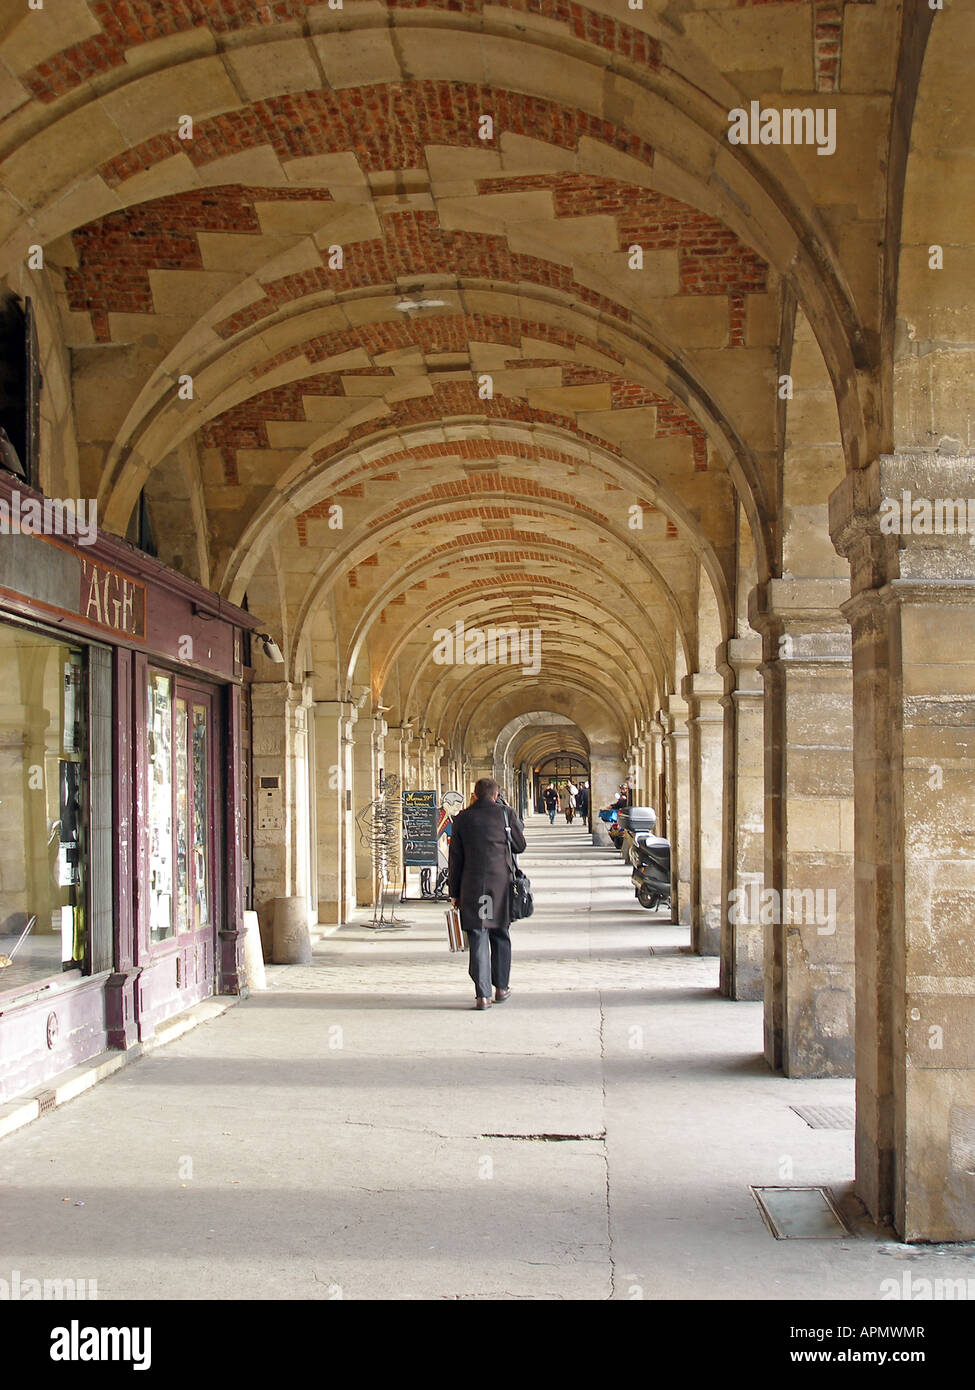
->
xmin=256 ymin=633 xmax=285 ymax=663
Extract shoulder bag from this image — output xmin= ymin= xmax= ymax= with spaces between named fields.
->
xmin=502 ymin=809 xmax=534 ymax=920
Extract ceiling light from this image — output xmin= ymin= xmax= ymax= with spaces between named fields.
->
xmin=395 ymin=297 xmax=447 ymax=312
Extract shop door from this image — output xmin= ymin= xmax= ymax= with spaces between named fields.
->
xmin=146 ymin=671 xmax=221 ymax=1009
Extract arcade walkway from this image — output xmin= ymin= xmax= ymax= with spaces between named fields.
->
xmin=1 ymin=820 xmax=972 ymax=1300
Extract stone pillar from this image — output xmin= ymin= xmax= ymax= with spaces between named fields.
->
xmin=305 ymin=686 xmax=319 ymax=926
xmin=433 ymin=740 xmax=448 ymax=796
xmin=467 ymin=752 xmax=494 ymax=797
xmin=352 ymin=714 xmax=383 ymax=907
xmin=625 ymin=739 xmax=639 ymax=800
xmin=649 ymin=718 xmax=666 ymax=823
xmin=644 ymin=727 xmax=657 ymax=812
xmin=749 ymin=579 xmax=855 ymax=1078
xmin=718 ymin=638 xmax=766 ymax=1000
xmin=382 ymin=724 xmax=409 ymax=887
xmin=384 ymin=725 xmax=407 ymax=790
xmin=655 ymin=710 xmax=677 ymax=914
xmin=402 ymin=731 xmax=420 ymax=788
xmin=314 ymin=701 xmax=356 ymax=924
xmin=251 ymin=680 xmax=301 ymax=927
xmin=589 ymin=744 xmax=627 ymax=844
xmin=832 ymin=453 xmax=975 ymax=1242
xmin=290 ymin=691 xmax=314 ymax=915
xmin=661 ymin=695 xmax=692 ymax=926
xmin=684 ymin=674 xmax=725 ymax=955
xmin=415 ymin=736 xmax=430 ymax=788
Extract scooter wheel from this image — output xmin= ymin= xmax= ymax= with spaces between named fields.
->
xmin=637 ymin=885 xmax=660 ymax=910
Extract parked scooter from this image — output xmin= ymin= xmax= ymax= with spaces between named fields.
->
xmin=618 ymin=806 xmax=659 ymax=865
xmin=630 ymin=831 xmax=672 ymax=911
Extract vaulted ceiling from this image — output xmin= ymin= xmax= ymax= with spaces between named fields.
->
xmin=0 ymin=0 xmax=913 ymax=751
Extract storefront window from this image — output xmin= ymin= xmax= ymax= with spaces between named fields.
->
xmin=147 ymin=671 xmax=174 ymax=942
xmin=175 ymin=697 xmax=189 ymax=935
xmin=192 ymin=705 xmax=209 ymax=927
xmin=147 ymin=672 xmax=212 ymax=948
xmin=0 ymin=624 xmax=87 ymax=990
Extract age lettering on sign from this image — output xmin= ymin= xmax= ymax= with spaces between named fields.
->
xmin=80 ymin=558 xmax=146 ymax=638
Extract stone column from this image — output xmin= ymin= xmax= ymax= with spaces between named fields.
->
xmin=649 ymin=718 xmax=666 ymax=824
xmin=655 ymin=710 xmax=677 ymax=913
xmin=401 ymin=731 xmax=419 ymax=789
xmin=305 ymin=685 xmax=319 ymax=926
xmin=384 ymin=725 xmax=407 ymax=791
xmin=684 ymin=674 xmax=725 ymax=956
xmin=832 ymin=453 xmax=975 ymax=1242
xmin=382 ymin=724 xmax=409 ymax=887
xmin=314 ymin=701 xmax=356 ymax=924
xmin=290 ymin=691 xmax=314 ymax=915
xmin=352 ymin=714 xmax=384 ymax=907
xmin=415 ymin=736 xmax=430 ymax=788
xmin=625 ymin=739 xmax=639 ymax=801
xmin=467 ymin=752 xmax=494 ymax=796
xmin=661 ymin=695 xmax=692 ymax=926
xmin=749 ymin=578 xmax=855 ymax=1078
xmin=643 ymin=727 xmax=657 ymax=813
xmin=433 ymin=741 xmax=448 ymax=796
xmin=251 ymin=680 xmax=298 ymax=928
xmin=589 ymin=744 xmax=627 ymax=845
xmin=718 ymin=638 xmax=766 ymax=1000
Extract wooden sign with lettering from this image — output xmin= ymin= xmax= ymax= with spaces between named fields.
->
xmin=80 ymin=556 xmax=146 ymax=639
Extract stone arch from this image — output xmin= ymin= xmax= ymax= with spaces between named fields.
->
xmin=892 ymin=5 xmax=975 ymax=453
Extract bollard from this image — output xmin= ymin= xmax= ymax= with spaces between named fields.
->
xmin=256 ymin=901 xmax=274 ymax=960
xmin=242 ymin=909 xmax=267 ymax=990
xmin=271 ymin=897 xmax=313 ymax=964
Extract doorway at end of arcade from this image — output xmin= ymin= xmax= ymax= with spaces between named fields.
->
xmin=527 ymin=756 xmax=591 ymax=819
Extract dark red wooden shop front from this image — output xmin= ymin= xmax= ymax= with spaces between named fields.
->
xmin=0 ymin=475 xmax=259 ymax=1102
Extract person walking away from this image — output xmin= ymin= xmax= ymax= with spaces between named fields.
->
xmin=559 ymin=780 xmax=577 ymax=824
xmin=448 ymin=777 xmax=527 ymax=1010
xmin=543 ymin=782 xmax=559 ymax=824
xmin=576 ymin=781 xmax=589 ymax=821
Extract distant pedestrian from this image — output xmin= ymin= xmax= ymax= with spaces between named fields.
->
xmin=448 ymin=777 xmax=527 ymax=1010
xmin=559 ymin=781 xmax=577 ymax=824
xmin=543 ymin=782 xmax=558 ymax=824
xmin=576 ymin=781 xmax=589 ymax=820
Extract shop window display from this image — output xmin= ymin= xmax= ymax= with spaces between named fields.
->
xmin=0 ymin=623 xmax=87 ymax=990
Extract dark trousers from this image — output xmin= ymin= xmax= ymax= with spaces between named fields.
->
xmin=467 ymin=925 xmax=511 ymax=998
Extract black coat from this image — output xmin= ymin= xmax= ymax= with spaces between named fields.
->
xmin=447 ymin=799 xmax=526 ymax=932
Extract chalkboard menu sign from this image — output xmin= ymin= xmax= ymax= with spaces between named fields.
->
xmin=402 ymin=789 xmax=438 ymax=866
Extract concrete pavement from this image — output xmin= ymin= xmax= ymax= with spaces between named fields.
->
xmin=2 ymin=817 xmax=973 ymax=1300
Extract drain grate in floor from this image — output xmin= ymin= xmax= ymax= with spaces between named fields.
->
xmin=480 ymin=1132 xmax=605 ymax=1142
xmin=751 ymin=1185 xmax=851 ymax=1239
xmin=790 ymin=1104 xmax=855 ymax=1130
